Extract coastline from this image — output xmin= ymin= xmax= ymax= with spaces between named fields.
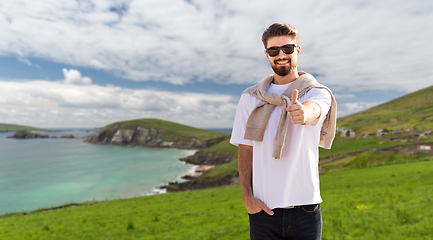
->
xmin=0 ymin=149 xmax=213 ymax=218
xmin=0 ymin=131 xmax=199 ymax=216
xmin=149 ymin=164 xmax=215 ymax=196
xmin=147 ymin=149 xmax=204 ymax=195
xmin=182 ymin=165 xmax=215 ymax=180
xmin=0 ymin=125 xmax=233 ymax=216
xmin=154 ymin=148 xmax=216 ymax=194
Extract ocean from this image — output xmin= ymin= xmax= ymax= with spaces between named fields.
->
xmin=0 ymin=130 xmax=196 ymax=215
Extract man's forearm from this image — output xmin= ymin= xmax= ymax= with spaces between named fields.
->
xmin=302 ymin=100 xmax=321 ymax=125
xmin=238 ymin=144 xmax=253 ymax=200
xmin=288 ymin=98 xmax=321 ymax=125
xmin=238 ymin=144 xmax=274 ymax=215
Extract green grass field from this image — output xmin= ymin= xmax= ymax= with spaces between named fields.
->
xmin=197 ymin=131 xmax=433 ymax=182
xmin=320 ymin=151 xmax=433 ymax=173
xmin=321 ymin=161 xmax=433 ymax=240
xmin=2 ymin=161 xmax=432 ymax=240
xmin=201 ymin=138 xmax=239 ymax=179
xmin=319 ymin=137 xmax=409 ymax=158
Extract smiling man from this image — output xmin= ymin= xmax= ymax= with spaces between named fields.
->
xmin=230 ymin=23 xmax=337 ymax=240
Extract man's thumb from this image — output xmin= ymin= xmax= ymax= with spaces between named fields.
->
xmin=291 ymin=89 xmax=299 ymax=105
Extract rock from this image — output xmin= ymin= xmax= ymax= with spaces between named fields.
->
xmin=61 ymin=134 xmax=75 ymax=138
xmin=181 ymin=175 xmax=197 ymax=180
xmin=111 ymin=129 xmax=134 ymax=143
xmin=161 ymin=141 xmax=175 ymax=147
xmin=179 ymin=150 xmax=233 ymax=165
xmin=181 ymin=165 xmax=215 ymax=180
xmin=82 ymin=125 xmax=226 ymax=150
xmin=160 ymin=175 xmax=238 ymax=192
xmin=9 ymin=130 xmax=49 ymax=139
xmin=132 ymin=127 xmax=151 ymax=144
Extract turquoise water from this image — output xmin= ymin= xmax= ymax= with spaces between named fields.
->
xmin=0 ymin=130 xmax=194 ymax=215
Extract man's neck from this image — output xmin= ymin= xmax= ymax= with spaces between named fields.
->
xmin=272 ymin=71 xmax=300 ymax=85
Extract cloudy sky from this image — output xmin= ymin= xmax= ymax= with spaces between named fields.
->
xmin=0 ymin=0 xmax=432 ymax=129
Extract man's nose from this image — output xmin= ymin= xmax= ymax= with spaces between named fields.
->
xmin=277 ymin=49 xmax=286 ymax=58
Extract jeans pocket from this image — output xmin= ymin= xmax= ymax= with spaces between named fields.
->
xmin=301 ymin=204 xmax=320 ymax=213
xmin=248 ymin=210 xmax=264 ymax=216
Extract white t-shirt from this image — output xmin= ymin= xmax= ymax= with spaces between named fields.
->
xmin=230 ymin=82 xmax=332 ymax=209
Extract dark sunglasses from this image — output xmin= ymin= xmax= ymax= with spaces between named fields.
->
xmin=266 ymin=44 xmax=297 ymax=57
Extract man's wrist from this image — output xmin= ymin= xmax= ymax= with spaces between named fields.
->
xmin=242 ymin=194 xmax=254 ymax=203
xmin=302 ymin=101 xmax=320 ymax=124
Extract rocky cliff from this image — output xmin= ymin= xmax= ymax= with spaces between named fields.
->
xmin=160 ymin=174 xmax=238 ymax=192
xmin=7 ymin=130 xmax=49 ymax=139
xmin=179 ymin=150 xmax=233 ymax=165
xmin=83 ymin=124 xmax=226 ymax=149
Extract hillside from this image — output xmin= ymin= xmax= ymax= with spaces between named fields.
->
xmin=83 ymin=118 xmax=229 ymax=149
xmin=319 ymin=85 xmax=433 ymax=173
xmin=337 ymin=85 xmax=433 ymax=135
xmin=100 ymin=118 xmax=227 ymax=141
xmin=0 ymin=123 xmax=46 ymax=132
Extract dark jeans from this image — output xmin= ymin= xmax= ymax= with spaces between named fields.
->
xmin=248 ymin=204 xmax=322 ymax=240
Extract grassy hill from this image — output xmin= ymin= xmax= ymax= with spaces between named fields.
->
xmin=0 ymin=123 xmax=46 ymax=132
xmin=1 ymin=161 xmax=431 ymax=239
xmin=338 ymin=85 xmax=433 ymax=135
xmin=99 ymin=118 xmax=229 ymax=142
xmin=316 ymin=85 xmax=433 ymax=172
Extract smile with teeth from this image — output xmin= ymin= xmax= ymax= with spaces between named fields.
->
xmin=276 ymin=60 xmax=289 ymax=65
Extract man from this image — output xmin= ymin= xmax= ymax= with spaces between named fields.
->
xmin=230 ymin=23 xmax=337 ymax=240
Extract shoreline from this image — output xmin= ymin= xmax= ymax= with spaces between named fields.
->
xmin=181 ymin=164 xmax=215 ymax=180
xmin=0 ymin=131 xmax=231 ymax=217
xmin=153 ymin=148 xmax=216 ymax=194
xmin=0 ymin=138 xmax=206 ymax=217
xmin=0 ymin=151 xmax=214 ymax=218
xmin=158 ymin=147 xmax=236 ymax=192
xmin=148 ymin=164 xmax=216 ymax=196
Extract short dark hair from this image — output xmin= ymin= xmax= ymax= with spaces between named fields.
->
xmin=261 ymin=23 xmax=299 ymax=48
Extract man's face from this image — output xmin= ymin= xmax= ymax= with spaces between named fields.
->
xmin=265 ymin=36 xmax=300 ymax=77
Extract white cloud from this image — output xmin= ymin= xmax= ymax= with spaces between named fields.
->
xmin=333 ymin=93 xmax=355 ymax=99
xmin=0 ymin=0 xmax=432 ymax=127
xmin=0 ymin=0 xmax=430 ymax=93
xmin=0 ymin=74 xmax=236 ymax=128
xmin=62 ymin=69 xmax=92 ymax=85
xmin=89 ymin=59 xmax=106 ymax=69
xmin=339 ymin=101 xmax=381 ymax=117
xmin=17 ymin=57 xmax=32 ymax=66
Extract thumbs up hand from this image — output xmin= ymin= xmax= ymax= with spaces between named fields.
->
xmin=287 ymin=89 xmax=321 ymax=125
xmin=287 ymin=89 xmax=307 ymax=125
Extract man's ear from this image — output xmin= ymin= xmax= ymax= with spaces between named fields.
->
xmin=297 ymin=45 xmax=301 ymax=57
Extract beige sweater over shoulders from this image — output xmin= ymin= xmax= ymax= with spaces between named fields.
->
xmin=242 ymin=73 xmax=337 ymax=159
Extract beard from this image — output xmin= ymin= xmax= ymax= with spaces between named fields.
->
xmin=271 ymin=58 xmax=297 ymax=77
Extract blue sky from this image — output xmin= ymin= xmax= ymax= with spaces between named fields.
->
xmin=0 ymin=0 xmax=432 ymax=128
